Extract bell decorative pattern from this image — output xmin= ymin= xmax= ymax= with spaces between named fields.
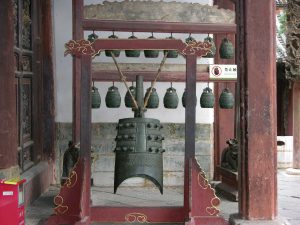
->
xmin=91 ymin=86 xmax=101 ymax=109
xmin=125 ymin=35 xmax=140 ymax=57
xmin=144 ymin=35 xmax=159 ymax=58
xmin=203 ymin=36 xmax=216 ymax=58
xmin=219 ymin=37 xmax=234 ymax=59
xmin=114 ymin=118 xmax=165 ymax=194
xmin=163 ymin=87 xmax=179 ymax=109
xmin=145 ymin=87 xmax=159 ymax=108
xmin=219 ymin=88 xmax=234 ymax=109
xmin=105 ymin=86 xmax=121 ymax=108
xmin=125 ymin=86 xmax=136 ymax=108
xmin=105 ymin=34 xmax=121 ymax=57
xmin=200 ymin=87 xmax=215 ymax=108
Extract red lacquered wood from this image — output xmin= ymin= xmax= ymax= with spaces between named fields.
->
xmin=91 ymin=206 xmax=185 ymax=223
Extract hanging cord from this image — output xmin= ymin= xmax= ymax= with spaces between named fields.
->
xmin=110 ymin=52 xmax=139 ymax=110
xmin=143 ymin=51 xmax=168 ymax=108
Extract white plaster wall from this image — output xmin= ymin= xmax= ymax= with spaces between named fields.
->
xmin=53 ymin=0 xmax=215 ymax=123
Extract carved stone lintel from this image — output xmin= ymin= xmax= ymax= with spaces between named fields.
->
xmin=84 ymin=1 xmax=235 ymax=24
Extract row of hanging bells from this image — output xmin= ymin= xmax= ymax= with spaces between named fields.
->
xmin=87 ymin=32 xmax=234 ymax=59
xmin=92 ymin=83 xmax=234 ymax=109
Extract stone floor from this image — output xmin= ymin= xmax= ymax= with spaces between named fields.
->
xmin=25 ymin=170 xmax=300 ymax=225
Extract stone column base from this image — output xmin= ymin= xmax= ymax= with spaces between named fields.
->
xmin=0 ymin=165 xmax=20 ymax=179
xmin=286 ymin=168 xmax=300 ymax=175
xmin=229 ymin=214 xmax=291 ymax=225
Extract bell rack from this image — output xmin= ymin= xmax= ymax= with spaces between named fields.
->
xmin=44 ymin=1 xmax=237 ymax=225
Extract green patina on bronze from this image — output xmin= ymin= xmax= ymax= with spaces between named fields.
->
xmin=114 ymin=75 xmax=165 ymax=194
xmin=200 ymin=87 xmax=215 ymax=108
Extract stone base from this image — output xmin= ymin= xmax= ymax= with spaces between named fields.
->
xmin=0 ymin=165 xmax=20 ymax=179
xmin=229 ymin=214 xmax=291 ymax=225
xmin=216 ymin=182 xmax=238 ymax=202
xmin=286 ymin=168 xmax=300 ymax=175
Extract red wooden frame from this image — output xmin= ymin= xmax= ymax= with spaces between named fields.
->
xmin=43 ymin=38 xmax=228 ymax=225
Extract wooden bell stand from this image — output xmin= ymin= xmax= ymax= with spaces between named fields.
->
xmin=44 ymin=2 xmax=237 ymax=223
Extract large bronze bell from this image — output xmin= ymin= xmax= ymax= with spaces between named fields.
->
xmin=105 ymin=33 xmax=121 ymax=57
xmin=203 ymin=36 xmax=216 ymax=58
xmin=125 ymin=33 xmax=140 ymax=57
xmin=144 ymin=33 xmax=159 ymax=58
xmin=125 ymin=86 xmax=136 ymax=108
xmin=163 ymin=87 xmax=179 ymax=109
xmin=105 ymin=85 xmax=121 ymax=108
xmin=219 ymin=88 xmax=234 ymax=109
xmin=145 ymin=87 xmax=159 ymax=108
xmin=114 ymin=75 xmax=164 ymax=194
xmin=200 ymin=87 xmax=215 ymax=108
xmin=219 ymin=37 xmax=234 ymax=59
xmin=91 ymin=86 xmax=101 ymax=109
xmin=182 ymin=88 xmax=197 ymax=108
xmin=164 ymin=34 xmax=178 ymax=58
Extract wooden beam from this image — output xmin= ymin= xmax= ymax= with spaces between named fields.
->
xmin=92 ymin=70 xmax=236 ymax=82
xmin=83 ymin=19 xmax=236 ymax=34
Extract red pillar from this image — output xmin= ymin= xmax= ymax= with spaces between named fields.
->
xmin=0 ymin=1 xmax=18 ymax=170
xmin=236 ymin=0 xmax=277 ymax=220
xmin=213 ymin=0 xmax=236 ymax=180
xmin=72 ymin=0 xmax=83 ymax=142
xmin=293 ymin=82 xmax=300 ymax=169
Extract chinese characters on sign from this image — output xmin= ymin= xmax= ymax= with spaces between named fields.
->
xmin=209 ymin=64 xmax=237 ymax=80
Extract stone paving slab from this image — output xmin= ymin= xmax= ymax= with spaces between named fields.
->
xmin=25 ymin=170 xmax=300 ymax=225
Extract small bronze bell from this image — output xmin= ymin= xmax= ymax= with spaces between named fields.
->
xmin=200 ymin=87 xmax=215 ymax=108
xmin=145 ymin=87 xmax=159 ymax=108
xmin=105 ymin=32 xmax=121 ymax=57
xmin=203 ymin=36 xmax=216 ymax=58
xmin=144 ymin=33 xmax=159 ymax=58
xmin=164 ymin=34 xmax=178 ymax=58
xmin=125 ymin=33 xmax=140 ymax=57
xmin=219 ymin=88 xmax=234 ymax=109
xmin=125 ymin=86 xmax=136 ymax=108
xmin=219 ymin=37 xmax=234 ymax=59
xmin=88 ymin=32 xmax=98 ymax=42
xmin=105 ymin=85 xmax=121 ymax=108
xmin=163 ymin=86 xmax=179 ymax=109
xmin=185 ymin=34 xmax=196 ymax=44
xmin=88 ymin=32 xmax=100 ymax=56
xmin=182 ymin=89 xmax=197 ymax=107
xmin=91 ymin=86 xmax=101 ymax=109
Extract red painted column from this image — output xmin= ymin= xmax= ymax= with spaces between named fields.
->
xmin=0 ymin=1 xmax=18 ymax=169
xmin=236 ymin=0 xmax=277 ymax=219
xmin=293 ymin=82 xmax=300 ymax=168
xmin=213 ymin=0 xmax=236 ymax=180
xmin=72 ymin=0 xmax=83 ymax=142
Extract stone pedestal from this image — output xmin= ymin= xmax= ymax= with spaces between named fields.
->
xmin=216 ymin=166 xmax=238 ymax=201
xmin=229 ymin=214 xmax=291 ymax=225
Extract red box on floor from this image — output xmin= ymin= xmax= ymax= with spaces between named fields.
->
xmin=0 ymin=178 xmax=26 ymax=225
